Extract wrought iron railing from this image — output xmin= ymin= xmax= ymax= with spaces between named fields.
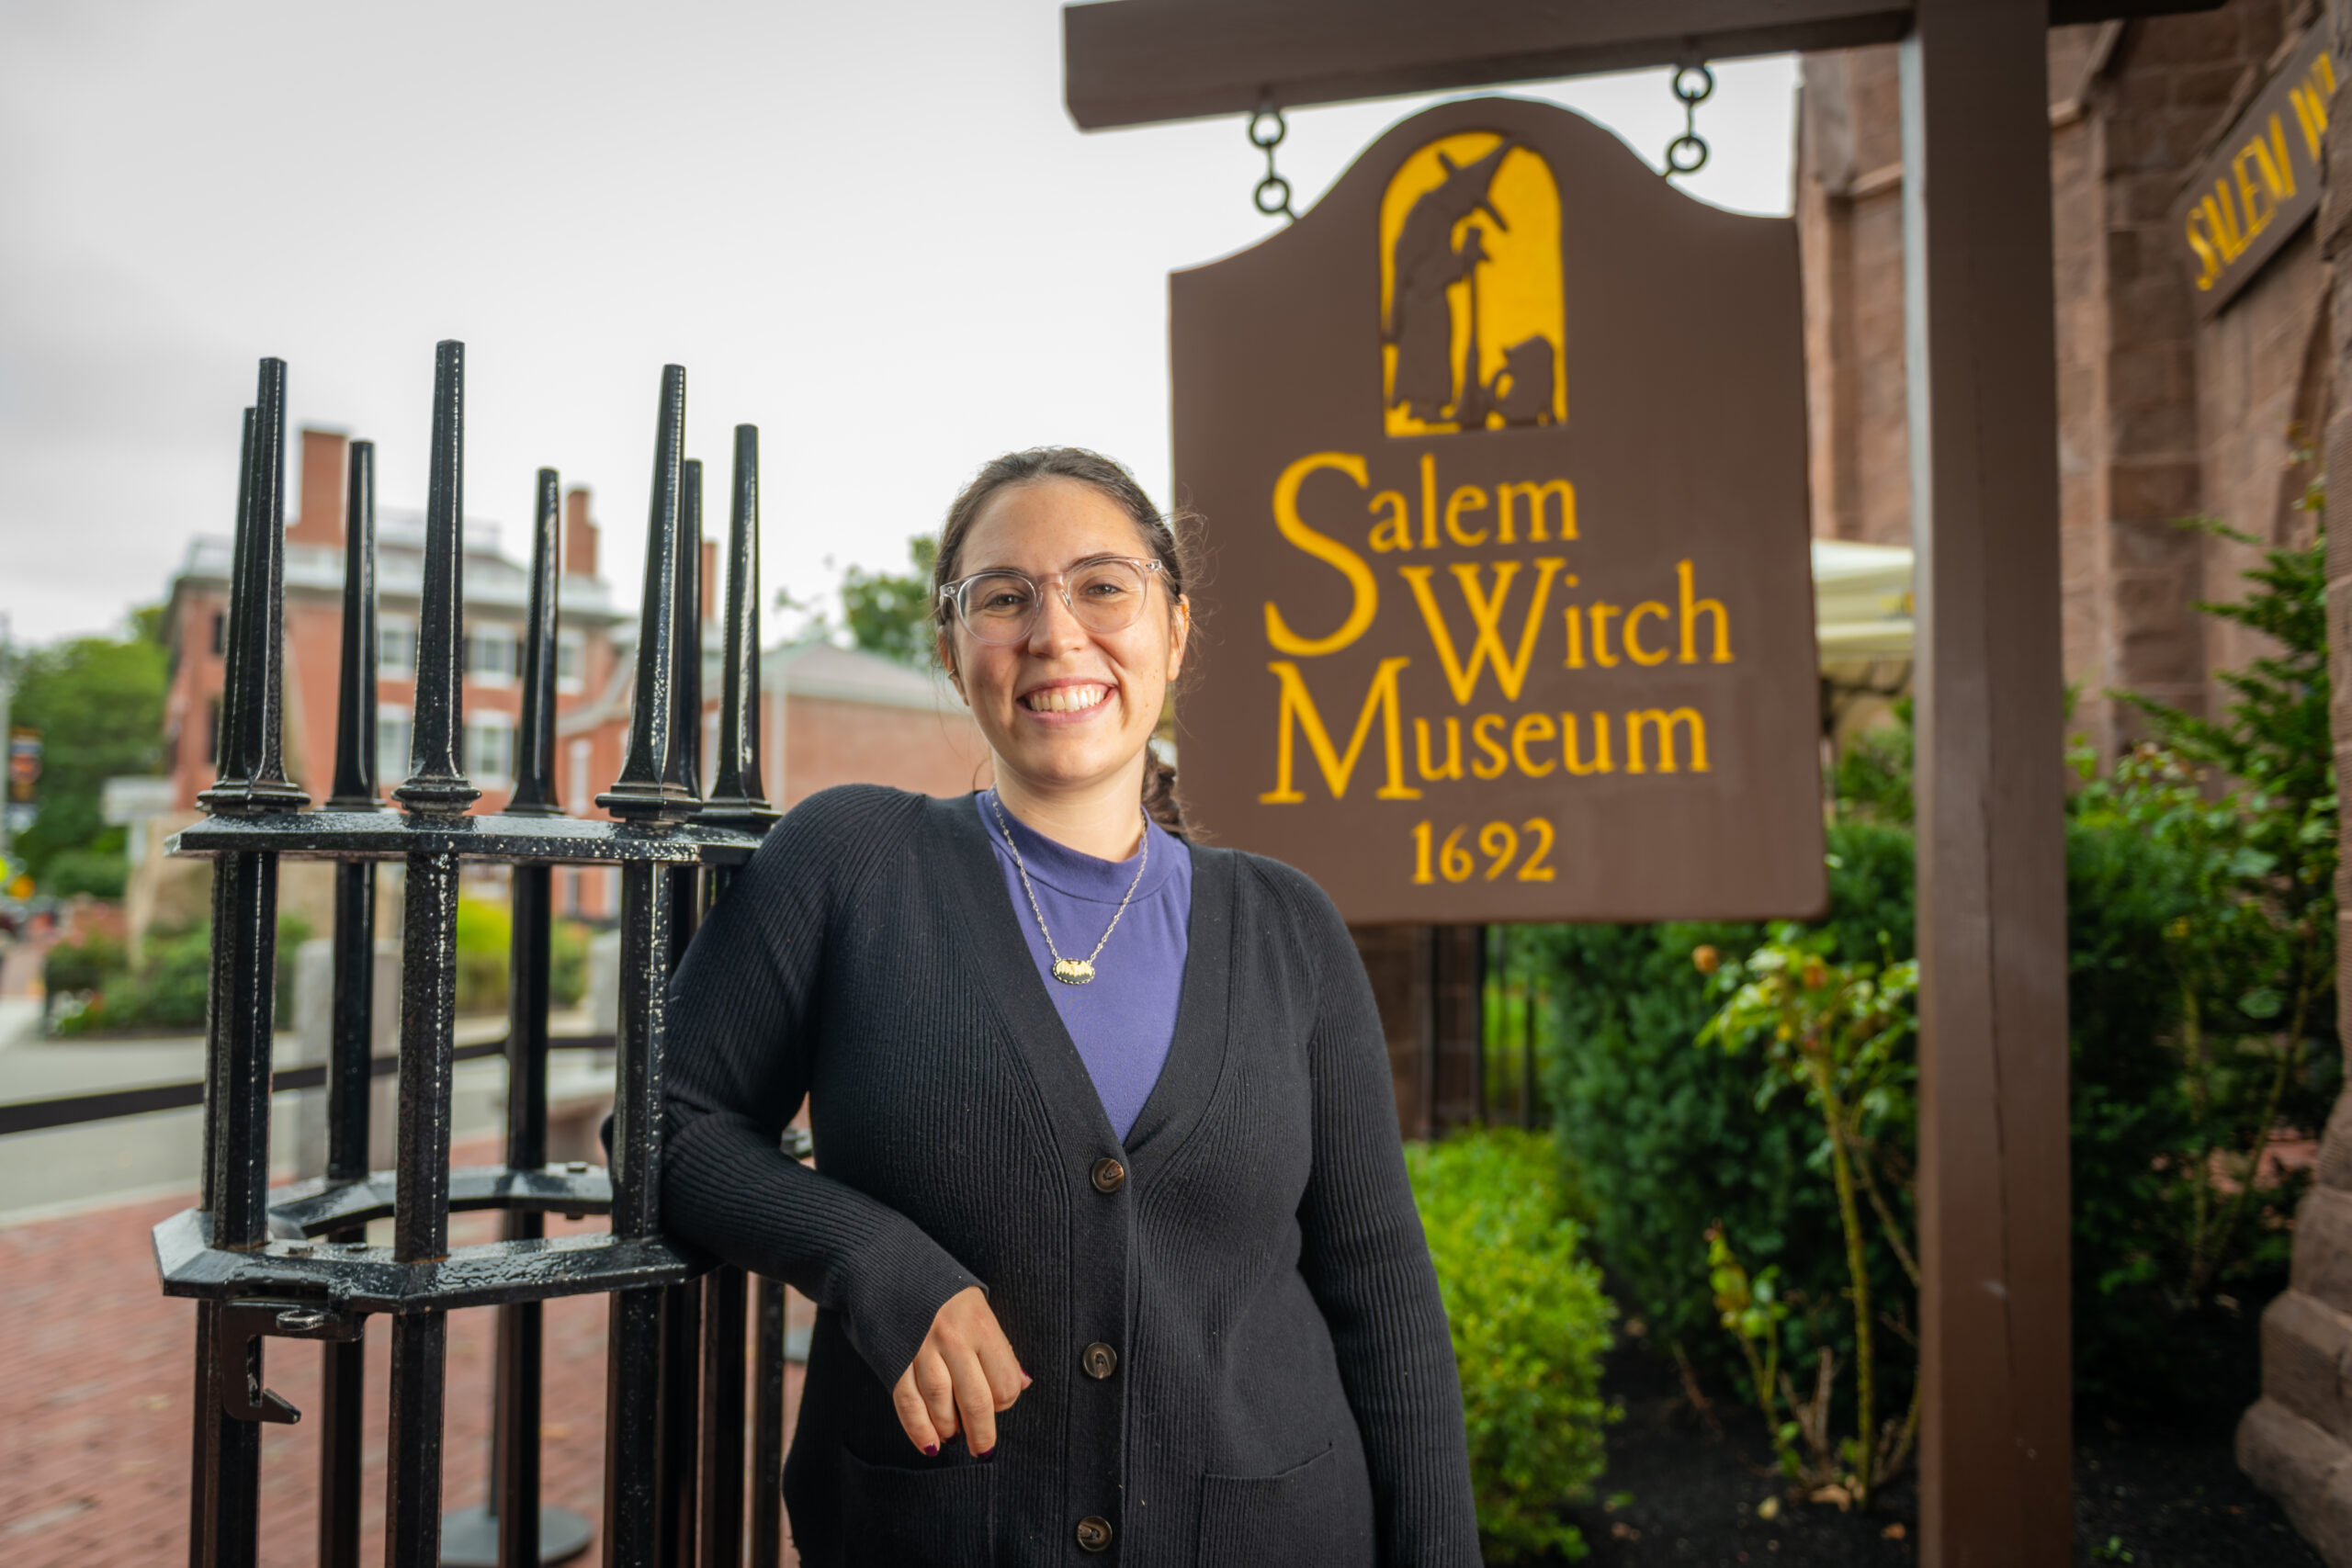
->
xmin=160 ymin=344 xmax=786 ymax=1568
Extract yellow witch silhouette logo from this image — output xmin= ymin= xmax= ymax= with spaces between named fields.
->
xmin=1381 ymin=132 xmax=1566 ymax=436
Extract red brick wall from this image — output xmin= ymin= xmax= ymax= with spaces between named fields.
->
xmin=769 ymin=694 xmax=991 ymax=810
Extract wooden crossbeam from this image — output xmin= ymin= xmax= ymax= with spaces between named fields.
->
xmin=1063 ymin=0 xmax=2222 ymax=129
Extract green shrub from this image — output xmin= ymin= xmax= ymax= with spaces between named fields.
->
xmin=50 ymin=914 xmax=308 ymax=1036
xmin=451 ymin=895 xmax=592 ymax=1015
xmin=43 ymin=931 xmax=128 ymax=1000
xmin=551 ymin=918 xmax=589 ymax=1008
xmin=1406 ymin=1128 xmax=1616 ymax=1563
xmin=1539 ymin=803 xmax=2325 ymax=1421
xmin=43 ymin=848 xmax=129 ymax=899
xmin=1528 ymin=821 xmax=1917 ymax=1392
xmin=456 ymin=894 xmax=512 ymax=1015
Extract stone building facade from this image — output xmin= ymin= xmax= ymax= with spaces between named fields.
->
xmin=1802 ymin=1 xmax=2327 ymax=757
xmin=1803 ymin=2 xmax=2352 ymax=1551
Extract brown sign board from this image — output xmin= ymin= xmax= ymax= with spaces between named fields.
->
xmin=1170 ymin=96 xmax=1826 ymax=926
xmin=2172 ymin=28 xmax=2336 ymax=319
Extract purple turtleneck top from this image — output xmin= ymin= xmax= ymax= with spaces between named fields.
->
xmin=976 ymin=790 xmax=1193 ymax=1143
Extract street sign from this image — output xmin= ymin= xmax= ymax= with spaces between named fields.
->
xmin=8 ymin=728 xmax=40 ymax=809
xmin=1171 ymin=95 xmax=1825 ymax=923
xmin=2173 ymin=27 xmax=2335 ymax=319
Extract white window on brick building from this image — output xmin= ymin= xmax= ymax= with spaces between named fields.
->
xmin=466 ymin=713 xmax=515 ymax=785
xmin=376 ymin=705 xmax=412 ymax=785
xmin=568 ymin=739 xmax=591 ymax=816
xmin=378 ymin=618 xmax=417 ymax=677
xmin=465 ymin=626 xmax=520 ymax=686
xmin=557 ymin=629 xmax=585 ymax=694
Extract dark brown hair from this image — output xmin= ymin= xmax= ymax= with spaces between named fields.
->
xmin=932 ymin=447 xmax=1195 ymax=833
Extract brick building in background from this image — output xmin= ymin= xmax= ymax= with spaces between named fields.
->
xmin=1798 ymin=0 xmax=2352 ymax=1544
xmin=146 ymin=428 xmax=988 ymax=933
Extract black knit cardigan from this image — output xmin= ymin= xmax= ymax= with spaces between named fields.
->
xmin=661 ymin=785 xmax=1479 ymax=1568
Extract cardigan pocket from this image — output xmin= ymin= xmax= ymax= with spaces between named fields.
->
xmin=1197 ymin=1443 xmax=1359 ymax=1566
xmin=838 ymin=1449 xmax=995 ymax=1568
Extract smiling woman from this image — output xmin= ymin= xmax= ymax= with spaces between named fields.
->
xmin=656 ymin=446 xmax=1479 ymax=1567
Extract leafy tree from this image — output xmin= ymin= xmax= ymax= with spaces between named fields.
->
xmin=838 ymin=536 xmax=939 ymax=667
xmin=11 ymin=624 xmax=169 ymax=896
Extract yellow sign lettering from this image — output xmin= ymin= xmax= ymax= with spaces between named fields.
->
xmin=1510 ymin=712 xmax=1556 ymax=777
xmin=1419 ymin=453 xmax=1439 ymax=549
xmin=1497 ymin=479 xmax=1576 ymax=543
xmin=1265 ymin=453 xmax=1379 ymax=657
xmin=1470 ymin=713 xmax=1509 ymax=778
xmin=2187 ymin=207 xmax=2222 ymax=292
xmin=2291 ymin=52 xmax=2335 ymax=157
xmin=1368 ymin=490 xmax=1413 ymax=552
xmin=1589 ymin=602 xmax=1622 ymax=668
xmin=1561 ymin=712 xmax=1612 ymax=775
xmin=1443 ymin=484 xmax=1489 ymax=546
xmin=1259 ymin=657 xmax=1420 ymax=803
xmin=1414 ymin=715 xmax=1463 ymax=780
xmin=2233 ymin=141 xmax=2277 ymax=243
xmin=1678 ymin=559 xmax=1732 ymax=663
xmin=1623 ymin=601 xmax=1670 ymax=666
xmin=1625 ymin=706 xmax=1710 ymax=774
xmin=1400 ymin=557 xmax=1568 ymax=704
xmin=2204 ymin=184 xmax=2246 ymax=261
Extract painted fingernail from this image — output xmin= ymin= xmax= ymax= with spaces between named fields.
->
xmin=975 ymin=1445 xmax=993 ymax=1458
xmin=923 ymin=1442 xmax=939 ymax=1457
xmin=1021 ymin=1371 xmax=1034 ymax=1387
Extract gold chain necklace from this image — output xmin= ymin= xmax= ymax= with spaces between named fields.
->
xmin=988 ymin=791 xmax=1149 ymax=986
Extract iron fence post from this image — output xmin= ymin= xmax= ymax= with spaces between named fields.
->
xmin=163 ymin=348 xmax=776 ymax=1568
xmin=384 ymin=340 xmax=475 ymax=1568
xmin=320 ymin=433 xmax=384 ymax=1568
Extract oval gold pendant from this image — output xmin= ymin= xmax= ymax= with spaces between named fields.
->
xmin=1051 ymin=958 xmax=1096 ymax=986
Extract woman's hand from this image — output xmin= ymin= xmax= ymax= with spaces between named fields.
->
xmin=892 ymin=1285 xmax=1029 ymax=1457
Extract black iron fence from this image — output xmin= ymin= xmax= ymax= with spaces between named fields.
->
xmin=161 ymin=345 xmax=788 ymax=1568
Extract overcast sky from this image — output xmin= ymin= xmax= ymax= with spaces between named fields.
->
xmin=0 ymin=1 xmax=1798 ymax=647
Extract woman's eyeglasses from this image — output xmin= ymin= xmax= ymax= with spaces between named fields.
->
xmin=938 ymin=557 xmax=1166 ymax=647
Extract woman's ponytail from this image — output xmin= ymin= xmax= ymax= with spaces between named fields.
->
xmin=1140 ymin=750 xmax=1185 ymax=836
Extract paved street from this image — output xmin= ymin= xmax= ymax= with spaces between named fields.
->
xmin=0 ymin=1005 xmax=608 ymax=1224
xmin=0 ymin=936 xmax=814 ymax=1566
xmin=0 ymin=1132 xmax=809 ymax=1568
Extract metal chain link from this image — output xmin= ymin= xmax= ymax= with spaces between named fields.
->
xmin=1667 ymin=62 xmax=1714 ymax=177
xmin=1250 ymin=99 xmax=1298 ymax=222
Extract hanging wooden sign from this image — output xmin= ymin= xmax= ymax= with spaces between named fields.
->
xmin=1170 ymin=95 xmax=1825 ymax=924
xmin=2171 ymin=28 xmax=2336 ymax=319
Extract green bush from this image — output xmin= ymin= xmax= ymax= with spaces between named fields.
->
xmin=43 ymin=931 xmax=128 ymax=1000
xmin=452 ymin=893 xmax=593 ymax=1014
xmin=551 ymin=917 xmax=589 ymax=1008
xmin=1406 ymin=1128 xmax=1616 ymax=1563
xmin=456 ymin=895 xmax=513 ymax=1015
xmin=1539 ymin=802 xmax=2325 ymax=1421
xmin=43 ymin=848 xmax=129 ymax=899
xmin=50 ymin=915 xmax=308 ymax=1036
xmin=1528 ymin=821 xmax=1917 ymax=1392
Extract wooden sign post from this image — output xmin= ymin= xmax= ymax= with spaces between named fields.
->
xmin=1171 ymin=95 xmax=1826 ymax=924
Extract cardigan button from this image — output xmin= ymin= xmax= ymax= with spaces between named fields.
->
xmin=1081 ymin=1341 xmax=1118 ymax=1380
xmin=1090 ymin=1156 xmax=1127 ymax=1193
xmin=1076 ymin=1515 xmax=1114 ymax=1551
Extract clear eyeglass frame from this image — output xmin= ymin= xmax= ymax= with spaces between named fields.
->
xmin=938 ymin=556 xmax=1167 ymax=647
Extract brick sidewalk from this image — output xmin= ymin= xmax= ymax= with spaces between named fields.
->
xmin=0 ymin=1135 xmax=805 ymax=1566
